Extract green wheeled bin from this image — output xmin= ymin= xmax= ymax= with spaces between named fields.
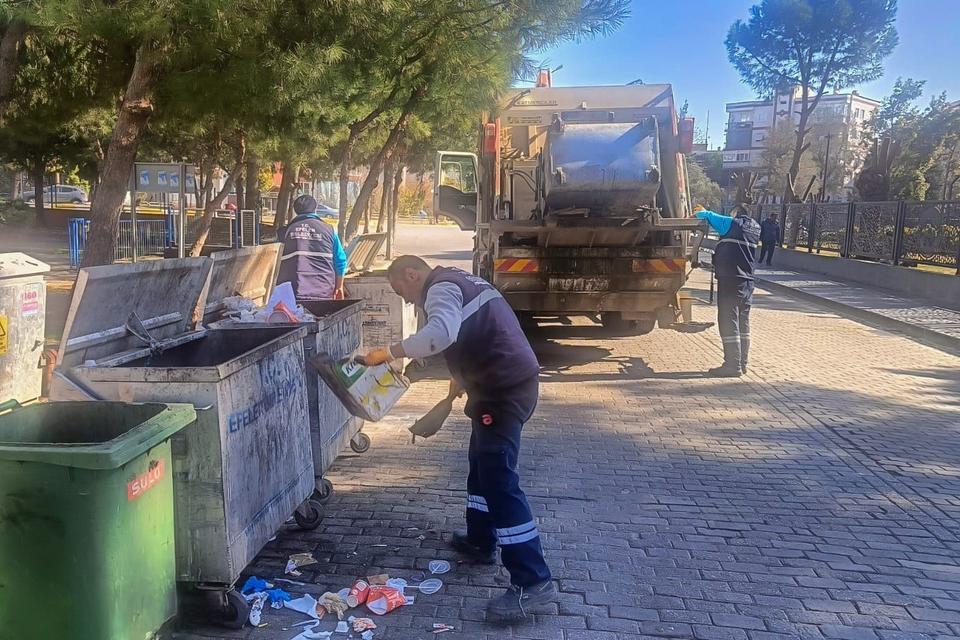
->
xmin=0 ymin=400 xmax=196 ymax=640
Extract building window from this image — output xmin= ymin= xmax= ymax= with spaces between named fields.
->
xmin=736 ymin=152 xmax=749 ymax=162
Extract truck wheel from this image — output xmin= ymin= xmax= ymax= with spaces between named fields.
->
xmin=600 ymin=312 xmax=631 ymax=335
xmin=634 ymin=314 xmax=657 ymax=335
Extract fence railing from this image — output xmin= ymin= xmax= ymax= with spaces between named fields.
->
xmin=723 ymin=200 xmax=960 ymax=274
xmin=68 ymin=209 xmax=262 ymax=267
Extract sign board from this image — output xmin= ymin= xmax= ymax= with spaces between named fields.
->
xmin=133 ymin=163 xmax=198 ymax=194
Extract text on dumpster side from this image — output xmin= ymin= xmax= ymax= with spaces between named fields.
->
xmin=226 ymin=363 xmax=303 ymax=434
xmin=127 ymin=459 xmax=165 ymax=501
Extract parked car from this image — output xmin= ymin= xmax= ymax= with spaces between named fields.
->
xmin=26 ymin=184 xmax=89 ymax=205
xmin=315 ymin=204 xmax=339 ymax=219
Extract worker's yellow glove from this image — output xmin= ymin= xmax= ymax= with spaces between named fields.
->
xmin=357 ymin=347 xmax=394 ymax=366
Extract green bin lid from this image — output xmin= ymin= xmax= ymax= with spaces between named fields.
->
xmin=0 ymin=401 xmax=196 ymax=470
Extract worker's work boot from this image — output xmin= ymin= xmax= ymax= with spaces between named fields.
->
xmin=708 ymin=363 xmax=742 ymax=378
xmin=486 ymin=580 xmax=557 ymax=623
xmin=450 ymin=530 xmax=497 ymax=564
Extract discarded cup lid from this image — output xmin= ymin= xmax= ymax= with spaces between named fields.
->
xmin=428 ymin=560 xmax=450 ymax=575
xmin=337 ymin=587 xmax=350 ymax=600
xmin=416 ymin=578 xmax=443 ymax=595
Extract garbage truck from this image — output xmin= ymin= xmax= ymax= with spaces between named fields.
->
xmin=433 ymin=78 xmax=705 ymax=333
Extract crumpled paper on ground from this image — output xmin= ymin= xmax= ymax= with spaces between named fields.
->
xmin=318 ymin=592 xmax=350 ymax=619
xmin=285 ymin=552 xmax=318 ymax=576
xmin=284 ymin=594 xmax=321 ymax=619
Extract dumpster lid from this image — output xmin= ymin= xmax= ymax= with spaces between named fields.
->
xmin=0 ymin=252 xmax=50 ymax=279
xmin=58 ymin=257 xmax=212 ymax=367
xmin=345 ymin=233 xmax=386 ymax=273
xmin=204 ymin=244 xmax=282 ymax=323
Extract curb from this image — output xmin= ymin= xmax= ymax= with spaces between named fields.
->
xmin=754 ymin=276 xmax=960 ymax=357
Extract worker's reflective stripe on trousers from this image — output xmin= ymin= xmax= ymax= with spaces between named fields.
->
xmin=461 ymin=288 xmax=502 ymax=321
xmin=721 ymin=336 xmax=740 ymax=343
xmin=467 ymin=494 xmax=489 ymax=513
xmin=716 ymin=238 xmax=758 ymax=249
xmin=281 ymin=250 xmax=334 ymax=260
xmin=495 ymin=520 xmax=540 ymax=546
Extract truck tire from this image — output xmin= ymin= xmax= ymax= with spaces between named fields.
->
xmin=601 ymin=312 xmax=656 ymax=336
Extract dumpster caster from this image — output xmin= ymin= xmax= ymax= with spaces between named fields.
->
xmin=314 ymin=477 xmax=334 ymax=503
xmin=221 ymin=589 xmax=249 ymax=629
xmin=294 ymin=498 xmax=325 ymax=530
xmin=350 ymin=432 xmax=371 ymax=454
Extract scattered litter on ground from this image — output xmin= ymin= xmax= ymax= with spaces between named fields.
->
xmin=241 ymin=576 xmax=272 ymax=594
xmin=367 ymin=574 xmax=389 ymax=585
xmin=266 ymin=588 xmax=292 ymax=608
xmin=284 ymin=594 xmax=321 ymax=619
xmin=366 ymin=586 xmax=407 ymax=615
xmin=276 ymin=577 xmax=308 ymax=586
xmin=286 ymin=552 xmax=318 ymax=575
xmin=433 ymin=623 xmax=455 ymax=634
xmin=371 ymin=544 xmax=387 ymax=547
xmin=335 ymin=620 xmax=349 ymax=633
xmin=428 ymin=560 xmax=450 ymax=575
xmin=361 ymin=631 xmax=374 ymax=640
xmin=410 ymin=578 xmax=442 ymax=594
xmin=347 ymin=579 xmax=371 ymax=607
xmin=288 ymin=621 xmax=332 ymax=640
xmin=417 ymin=534 xmax=426 ymax=541
xmin=349 ymin=616 xmax=377 ymax=632
xmin=319 ymin=591 xmax=350 ymax=619
xmin=247 ymin=592 xmax=269 ymax=626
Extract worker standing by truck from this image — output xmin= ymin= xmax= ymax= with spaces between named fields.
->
xmin=759 ymin=212 xmax=781 ymax=266
xmin=695 ymin=205 xmax=761 ymax=377
xmin=357 ymin=255 xmax=555 ymax=623
xmin=276 ymin=194 xmax=347 ymax=301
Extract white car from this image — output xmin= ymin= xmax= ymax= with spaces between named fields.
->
xmin=27 ymin=185 xmax=88 ymax=205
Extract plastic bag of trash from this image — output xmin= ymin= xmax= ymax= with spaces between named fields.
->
xmin=309 ymin=355 xmax=409 ymax=422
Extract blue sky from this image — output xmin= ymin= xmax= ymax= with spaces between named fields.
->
xmin=537 ymin=0 xmax=957 ymax=149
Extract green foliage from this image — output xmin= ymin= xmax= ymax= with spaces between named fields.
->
xmin=687 ymin=157 xmax=723 ymax=211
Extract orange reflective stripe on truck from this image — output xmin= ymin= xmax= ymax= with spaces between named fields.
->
xmin=494 ymin=258 xmax=539 ymax=273
xmin=631 ymin=258 xmax=686 ymax=273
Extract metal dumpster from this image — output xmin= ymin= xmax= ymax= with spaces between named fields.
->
xmin=0 ymin=400 xmax=196 ymax=640
xmin=205 ymin=246 xmax=367 ymax=503
xmin=48 ymin=257 xmax=321 ymax=627
xmin=0 ymin=252 xmax=49 ymax=403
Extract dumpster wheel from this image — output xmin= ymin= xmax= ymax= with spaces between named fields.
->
xmin=350 ymin=432 xmax=372 ymax=454
xmin=221 ymin=589 xmax=249 ymax=629
xmin=314 ymin=477 xmax=334 ymax=504
xmin=294 ymin=498 xmax=325 ymax=530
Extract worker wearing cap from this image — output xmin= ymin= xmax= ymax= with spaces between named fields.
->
xmin=357 ymin=255 xmax=555 ymax=623
xmin=695 ymin=205 xmax=761 ymax=377
xmin=276 ymin=195 xmax=347 ymax=301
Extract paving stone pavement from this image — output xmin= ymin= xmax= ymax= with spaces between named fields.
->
xmin=175 ymin=271 xmax=960 ymax=640
xmin=753 ymin=267 xmax=960 ymax=343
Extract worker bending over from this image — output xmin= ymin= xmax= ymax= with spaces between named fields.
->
xmin=695 ymin=205 xmax=761 ymax=377
xmin=277 ymin=195 xmax=347 ymax=301
xmin=358 ymin=256 xmax=555 ymax=622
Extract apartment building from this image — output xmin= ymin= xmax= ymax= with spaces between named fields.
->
xmin=722 ymin=86 xmax=880 ymax=200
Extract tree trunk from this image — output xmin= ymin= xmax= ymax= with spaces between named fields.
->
xmin=234 ymin=169 xmax=245 ymax=211
xmin=0 ymin=19 xmax=27 ymax=116
xmin=245 ymin=156 xmax=259 ymax=211
xmin=81 ymin=45 xmax=157 ymax=267
xmin=189 ymin=162 xmax=242 ymax=256
xmin=31 ymin=158 xmax=44 ymax=227
xmin=338 ymin=132 xmax=357 ymax=239
xmin=273 ymin=158 xmax=295 ymax=231
xmin=344 ymin=86 xmax=426 ymax=240
xmin=375 ymin=163 xmax=389 ymax=233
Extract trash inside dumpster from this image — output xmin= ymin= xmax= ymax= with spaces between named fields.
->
xmin=0 ymin=400 xmax=196 ymax=640
xmin=48 ymin=257 xmax=322 ymax=628
xmin=205 ymin=245 xmax=368 ymax=498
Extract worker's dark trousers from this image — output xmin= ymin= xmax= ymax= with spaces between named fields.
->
xmin=759 ymin=241 xmax=776 ymax=265
xmin=717 ymin=278 xmax=754 ymax=368
xmin=465 ymin=377 xmax=551 ymax=588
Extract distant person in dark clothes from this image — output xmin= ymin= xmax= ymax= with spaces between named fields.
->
xmin=276 ymin=194 xmax=347 ymax=301
xmin=759 ymin=213 xmax=781 ymax=266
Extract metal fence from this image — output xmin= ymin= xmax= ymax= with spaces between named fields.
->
xmin=723 ymin=200 xmax=960 ymax=274
xmin=68 ymin=209 xmax=262 ymax=267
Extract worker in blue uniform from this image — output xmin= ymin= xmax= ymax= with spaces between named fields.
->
xmin=358 ymin=255 xmax=555 ymax=623
xmin=695 ymin=205 xmax=761 ymax=377
xmin=276 ymin=194 xmax=347 ymax=302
